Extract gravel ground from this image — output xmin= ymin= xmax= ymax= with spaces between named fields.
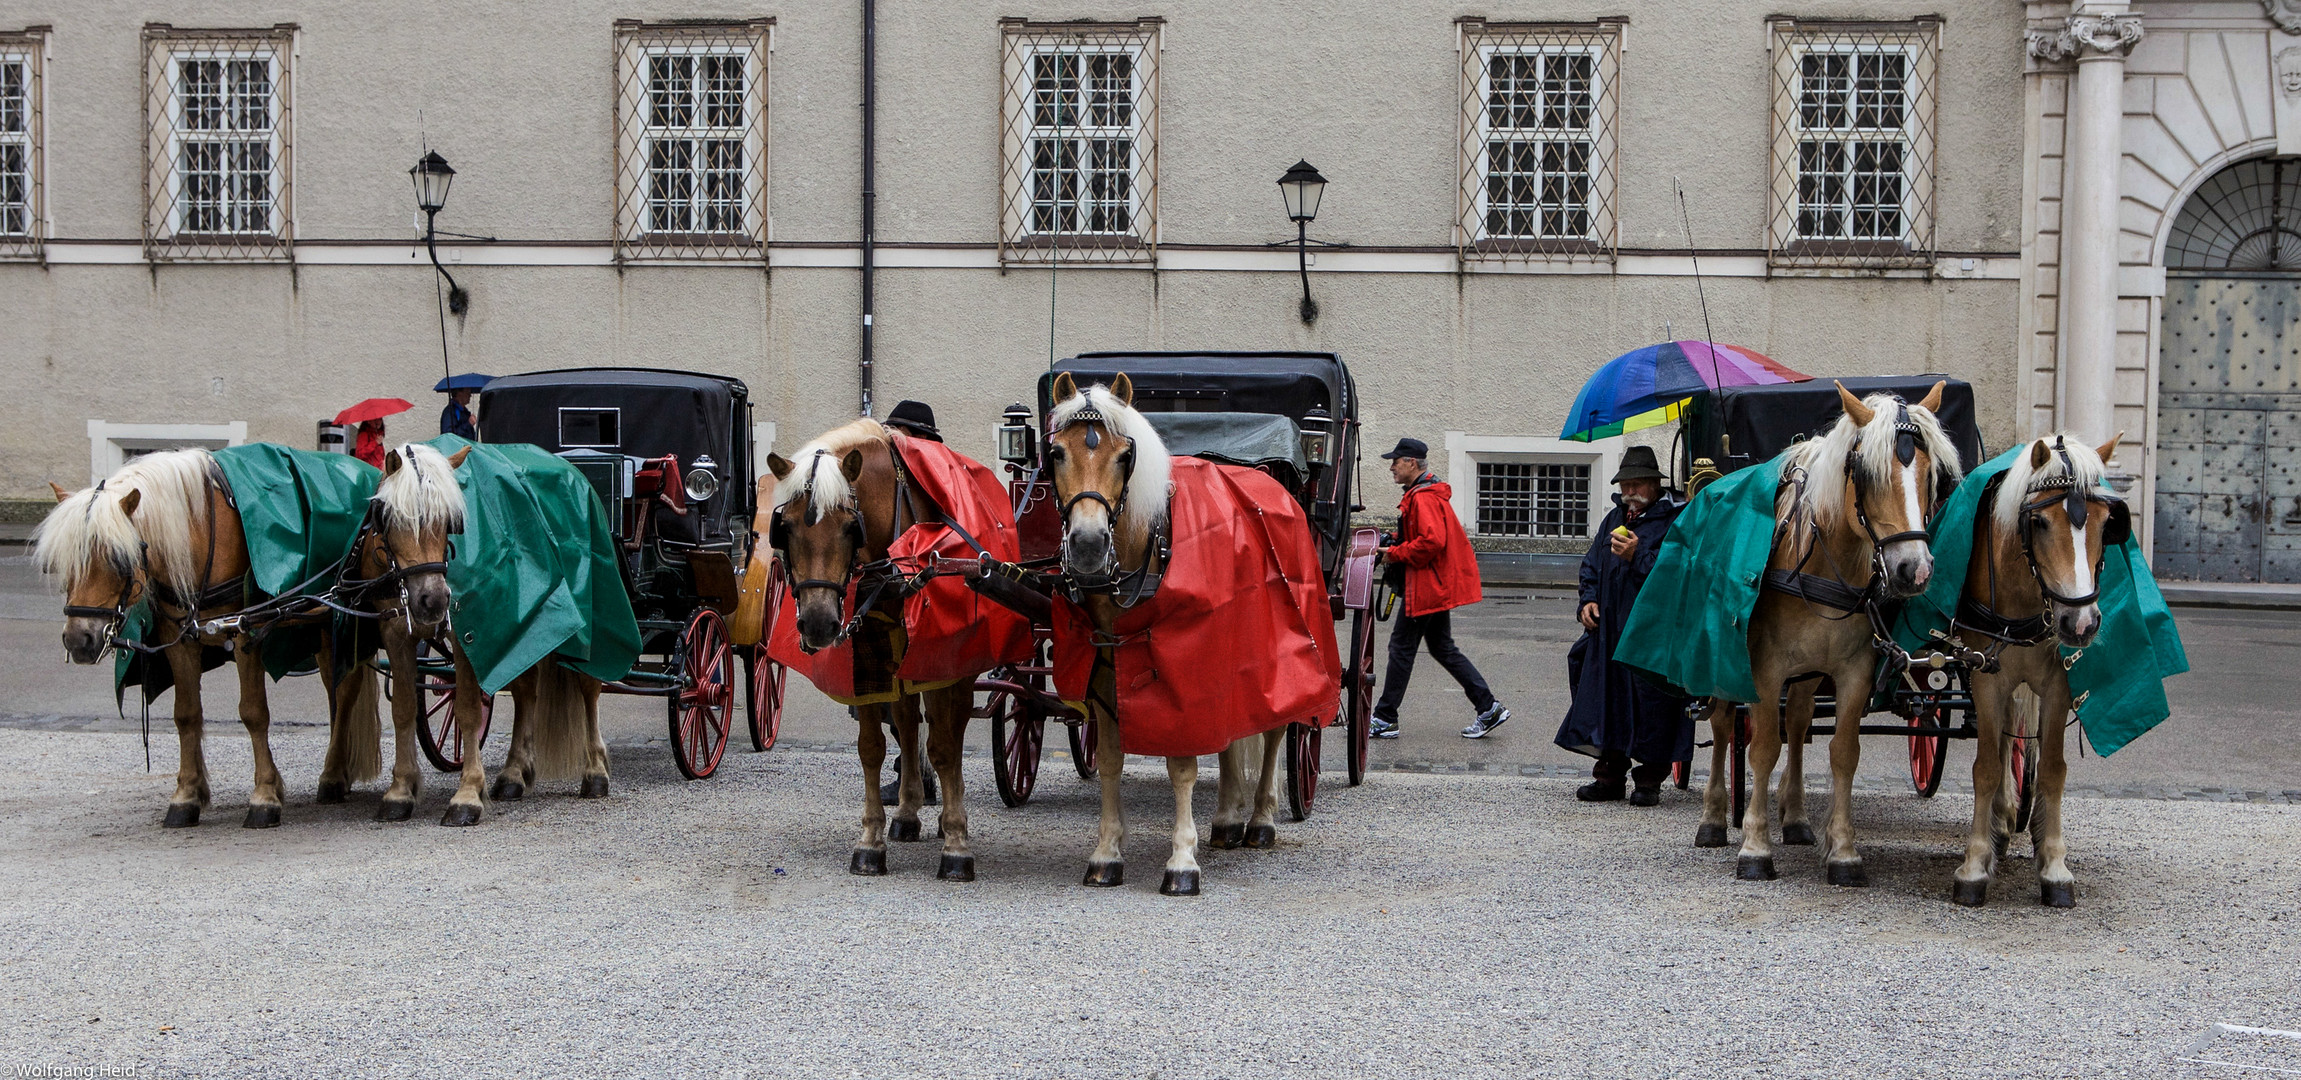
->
xmin=1 ymin=726 xmax=2297 ymax=1079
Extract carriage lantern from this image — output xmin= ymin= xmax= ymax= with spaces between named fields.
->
xmin=997 ymin=402 xmax=1036 ymax=465
xmin=683 ymin=454 xmax=721 ymax=503
xmin=1299 ymin=405 xmax=1334 ymax=467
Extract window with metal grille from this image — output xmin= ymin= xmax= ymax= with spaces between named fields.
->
xmin=1768 ymin=19 xmax=1937 ymax=267
xmin=142 ymin=26 xmax=294 ymax=260
xmin=0 ymin=29 xmax=40 ymax=258
xmin=1476 ymin=461 xmax=1590 ymax=537
xmin=1457 ymin=19 xmax=1619 ymax=262
xmin=1000 ymin=19 xmax=1160 ymax=263
xmin=614 ymin=20 xmax=770 ymax=261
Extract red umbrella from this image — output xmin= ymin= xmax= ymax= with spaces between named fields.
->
xmin=335 ymin=398 xmax=414 ymax=425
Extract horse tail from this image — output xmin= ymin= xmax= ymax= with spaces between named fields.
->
xmin=337 ymin=664 xmax=383 ymax=785
xmin=530 ymin=662 xmax=590 ymax=781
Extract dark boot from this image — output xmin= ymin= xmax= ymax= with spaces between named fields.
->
xmin=1576 ymin=780 xmax=1625 ymax=802
xmin=879 ymin=757 xmax=939 ymax=805
xmin=1627 ymin=784 xmax=1661 ymax=807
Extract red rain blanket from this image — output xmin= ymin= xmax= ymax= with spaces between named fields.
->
xmin=1051 ymin=457 xmax=1342 ymax=757
xmin=768 ymin=434 xmax=1033 ymax=705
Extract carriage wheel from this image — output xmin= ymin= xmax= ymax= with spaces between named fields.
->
xmin=1284 ymin=719 xmax=1322 ymax=822
xmin=1670 ymin=759 xmax=1691 ymax=790
xmin=988 ymin=691 xmax=1045 ymax=808
xmin=2009 ymin=732 xmax=2039 ymax=835
xmin=1342 ymin=605 xmax=1376 ymax=787
xmin=668 ymin=607 xmax=735 ymax=780
xmin=415 ymin=641 xmax=494 ymax=773
xmin=1906 ymin=709 xmax=1951 ymax=798
xmin=743 ymin=646 xmax=787 ymax=752
xmin=1730 ymin=709 xmax=1750 ymax=827
xmin=1065 ymin=717 xmax=1099 ymax=779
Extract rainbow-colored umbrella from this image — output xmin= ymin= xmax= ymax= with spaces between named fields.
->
xmin=1560 ymin=341 xmax=1811 ymax=442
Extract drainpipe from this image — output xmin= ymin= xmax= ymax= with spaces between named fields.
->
xmin=859 ymin=0 xmax=877 ymax=418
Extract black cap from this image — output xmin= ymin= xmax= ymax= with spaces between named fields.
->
xmin=884 ymin=400 xmax=942 ymax=442
xmin=1610 ymin=445 xmax=1666 ymax=483
xmin=1380 ymin=437 xmax=1428 ymax=461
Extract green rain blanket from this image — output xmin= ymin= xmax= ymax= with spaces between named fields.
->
xmin=118 ymin=443 xmax=381 ymax=695
xmin=422 ymin=435 xmax=640 ymax=695
xmin=1614 ymin=456 xmax=1785 ymax=705
xmin=1889 ymin=447 xmax=2188 ymax=756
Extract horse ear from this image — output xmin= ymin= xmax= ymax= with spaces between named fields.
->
xmin=2029 ymin=439 xmax=2052 ymax=469
xmin=1917 ymin=379 xmax=1946 ymax=415
xmin=1835 ymin=381 xmax=1874 ymax=427
xmin=2093 ymin=431 xmax=2124 ymax=467
xmin=766 ymin=453 xmax=793 ymax=481
xmin=1052 ymin=371 xmax=1077 ymax=404
xmin=118 ymin=489 xmax=141 ymax=518
xmin=446 ymin=447 xmax=472 ymax=469
xmin=383 ymin=449 xmax=403 ymax=476
xmin=48 ymin=481 xmax=70 ymax=503
xmin=840 ymin=448 xmax=865 ymax=483
xmin=1110 ymin=372 xmax=1134 ymax=407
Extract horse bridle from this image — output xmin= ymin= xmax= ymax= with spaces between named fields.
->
xmin=770 ymin=448 xmax=897 ymax=652
xmin=2014 ymin=437 xmax=2128 ymax=608
xmin=1047 ymin=407 xmax=1165 ymax=606
xmin=333 ymin=498 xmax=457 ymax=635
xmin=1846 ymin=399 xmax=1939 ymax=555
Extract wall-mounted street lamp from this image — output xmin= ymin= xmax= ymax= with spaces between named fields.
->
xmin=410 ymin=150 xmax=469 ymax=316
xmin=1277 ymin=159 xmax=1329 ymax=325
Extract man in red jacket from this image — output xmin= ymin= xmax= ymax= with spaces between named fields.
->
xmin=1371 ymin=438 xmax=1510 ymax=740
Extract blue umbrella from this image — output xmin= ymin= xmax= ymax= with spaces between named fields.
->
xmin=434 ymin=373 xmax=495 ymax=392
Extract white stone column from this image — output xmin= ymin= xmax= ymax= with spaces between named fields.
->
xmin=2031 ymin=10 xmax=2142 ymax=444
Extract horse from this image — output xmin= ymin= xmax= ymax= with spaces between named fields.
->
xmin=766 ymin=419 xmax=981 ymax=880
xmin=34 ymin=448 xmax=392 ymax=829
xmin=1042 ymin=372 xmax=1292 ymax=896
xmin=1696 ymin=381 xmax=1962 ymax=885
xmin=1949 ymin=433 xmax=2124 ymax=908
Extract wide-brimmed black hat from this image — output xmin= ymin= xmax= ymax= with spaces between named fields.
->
xmin=1610 ymin=445 xmax=1665 ymax=483
xmin=1380 ymin=437 xmax=1429 ymax=461
xmin=885 ymin=400 xmax=942 ymax=442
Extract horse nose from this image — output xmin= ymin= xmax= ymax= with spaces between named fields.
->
xmin=2059 ymin=606 xmax=2101 ymax=646
xmin=1065 ymin=529 xmax=1111 ymax=571
xmin=797 ymin=609 xmax=839 ymax=648
xmin=61 ymin=627 xmax=101 ymax=665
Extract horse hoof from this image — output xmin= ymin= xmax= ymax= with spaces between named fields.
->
xmin=1781 ymin=822 xmax=1816 ymax=846
xmin=242 ymin=805 xmax=281 ymax=829
xmin=579 ymin=775 xmax=610 ymax=799
xmin=1826 ymin=862 xmax=1869 ymax=888
xmin=440 ymin=803 xmax=482 ymax=828
xmin=887 ymin=819 xmax=922 ymax=843
xmin=937 ymin=854 xmax=976 ymax=882
xmin=314 ymin=781 xmax=348 ymax=805
xmin=375 ymin=800 xmax=414 ymax=823
xmin=162 ymin=803 xmax=200 ymax=828
xmin=1952 ymin=879 xmax=1989 ymax=907
xmin=489 ymin=777 xmax=525 ymax=801
xmin=1694 ymin=824 xmax=1730 ymax=848
xmin=1209 ymin=823 xmax=1245 ymax=849
xmin=1160 ymin=869 xmax=1201 ymax=896
xmin=2040 ymin=881 xmax=2076 ymax=908
xmin=850 ymin=848 xmax=887 ymax=876
xmin=1082 ymin=862 xmax=1124 ymax=888
xmin=1243 ymin=825 xmax=1277 ymax=849
xmin=1735 ymin=855 xmax=1777 ymax=881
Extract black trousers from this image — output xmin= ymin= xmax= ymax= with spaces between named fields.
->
xmin=1373 ymin=608 xmax=1496 ymax=722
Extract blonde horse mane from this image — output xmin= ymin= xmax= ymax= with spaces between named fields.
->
xmin=1781 ymin=392 xmax=1963 ymax=528
xmin=376 ymin=442 xmax=467 ymax=534
xmin=772 ymin=418 xmax=888 ymax=521
xmin=35 ymin=449 xmax=215 ymax=600
xmin=34 ymin=480 xmax=142 ymax=592
xmin=1047 ymin=382 xmax=1174 ymax=548
xmin=1990 ymin=434 xmax=2107 ymax=535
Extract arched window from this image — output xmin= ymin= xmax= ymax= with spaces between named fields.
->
xmin=2165 ymin=156 xmax=2301 ymax=271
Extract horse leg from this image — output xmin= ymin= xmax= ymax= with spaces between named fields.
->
xmin=1208 ymin=740 xmax=1247 ymax=849
xmin=1083 ymin=712 xmax=1127 ymax=887
xmin=1953 ymin=672 xmax=2009 ymax=906
xmin=1160 ymin=755 xmax=1202 ymax=896
xmin=850 ymin=704 xmax=890 ymax=875
xmin=1820 ymin=666 xmax=1874 ymax=887
xmin=1779 ymin=682 xmax=1818 ymax=846
xmin=235 ymin=640 xmax=283 ymax=828
xmin=491 ymin=668 xmax=537 ymax=801
xmin=375 ymin=623 xmax=422 ymax=822
xmin=1735 ymin=676 xmax=1784 ymax=880
xmin=1696 ymin=700 xmax=1733 ymax=847
xmin=577 ymin=673 xmax=609 ymax=798
xmin=886 ymin=695 xmax=925 ymax=843
xmin=440 ymin=645 xmax=488 ymax=826
xmin=926 ymin=685 xmax=975 ymax=881
xmin=2031 ymin=678 xmax=2077 ymax=908
xmin=1244 ymin=728 xmax=1283 ymax=848
xmin=162 ymin=641 xmax=209 ymax=828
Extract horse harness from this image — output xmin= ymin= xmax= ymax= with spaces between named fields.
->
xmin=1047 ymin=406 xmax=1168 ymax=609
xmin=1954 ymin=436 xmax=2130 ymax=656
xmin=1762 ymin=398 xmax=1935 ymax=619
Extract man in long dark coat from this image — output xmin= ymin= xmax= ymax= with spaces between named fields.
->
xmin=1555 ymin=445 xmax=1692 ymax=805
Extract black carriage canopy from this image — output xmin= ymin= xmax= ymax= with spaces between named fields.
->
xmin=478 ymin=367 xmax=753 ymax=548
xmin=1038 ymin=351 xmax=1355 ymax=424
xmin=1683 ymin=375 xmax=1986 ymax=478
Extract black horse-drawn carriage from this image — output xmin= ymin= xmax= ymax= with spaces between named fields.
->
xmin=973 ymin=352 xmax=1388 ymax=820
xmin=412 ymin=368 xmax=789 ymax=781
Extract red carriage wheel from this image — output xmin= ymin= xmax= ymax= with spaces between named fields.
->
xmin=1907 ymin=709 xmax=1950 ymax=798
xmin=1342 ymin=605 xmax=1376 ymax=787
xmin=1670 ymin=759 xmax=1691 ymax=790
xmin=415 ymin=640 xmax=493 ymax=773
xmin=1284 ymin=719 xmax=1322 ymax=822
xmin=743 ymin=646 xmax=786 ymax=752
xmin=668 ymin=607 xmax=735 ymax=780
xmin=988 ymin=691 xmax=1046 ymax=808
xmin=2010 ymin=731 xmax=2039 ymax=835
xmin=1066 ymin=716 xmax=1098 ymax=779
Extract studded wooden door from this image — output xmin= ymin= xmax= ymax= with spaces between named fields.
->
xmin=2154 ymin=276 xmax=2301 ymax=583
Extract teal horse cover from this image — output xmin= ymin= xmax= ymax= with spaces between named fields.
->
xmin=423 ymin=435 xmax=641 ymax=695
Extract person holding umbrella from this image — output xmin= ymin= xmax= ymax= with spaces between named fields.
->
xmin=435 ymin=373 xmax=493 ymax=440
xmin=336 ymin=398 xmax=414 ymax=469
